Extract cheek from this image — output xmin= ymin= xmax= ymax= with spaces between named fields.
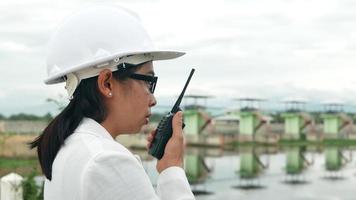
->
xmin=125 ymin=85 xmax=150 ymax=113
xmin=121 ymin=81 xmax=151 ymax=113
xmin=132 ymin=82 xmax=151 ymax=104
xmin=134 ymin=92 xmax=150 ymax=110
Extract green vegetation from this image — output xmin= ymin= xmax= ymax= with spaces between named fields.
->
xmin=0 ymin=157 xmax=38 ymax=169
xmin=279 ymin=139 xmax=356 ymax=146
xmin=270 ymin=111 xmax=356 ymax=124
xmin=230 ymin=139 xmax=356 ymax=148
xmin=22 ymin=171 xmax=44 ymax=200
xmin=270 ymin=112 xmax=283 ymax=123
xmin=278 ymin=139 xmax=320 ymax=146
xmin=323 ymin=139 xmax=356 ymax=146
xmin=0 ymin=113 xmax=53 ymax=121
xmin=270 ymin=111 xmax=324 ymax=124
xmin=229 ymin=141 xmax=275 ymax=148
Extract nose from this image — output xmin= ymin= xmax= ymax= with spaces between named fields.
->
xmin=149 ymin=93 xmax=157 ymax=107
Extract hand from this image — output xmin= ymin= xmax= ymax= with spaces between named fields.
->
xmin=146 ymin=129 xmax=157 ymax=150
xmin=146 ymin=111 xmax=185 ymax=173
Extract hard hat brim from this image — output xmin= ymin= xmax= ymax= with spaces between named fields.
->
xmin=44 ymin=50 xmax=185 ymax=84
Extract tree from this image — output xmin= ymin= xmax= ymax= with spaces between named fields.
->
xmin=8 ymin=113 xmax=41 ymax=121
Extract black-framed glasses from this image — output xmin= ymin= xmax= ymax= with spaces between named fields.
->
xmin=129 ymin=73 xmax=158 ymax=94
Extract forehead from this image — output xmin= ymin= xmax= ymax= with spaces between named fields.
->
xmin=136 ymin=61 xmax=154 ymax=74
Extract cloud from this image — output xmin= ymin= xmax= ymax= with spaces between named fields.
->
xmin=1 ymin=0 xmax=356 ymax=114
xmin=0 ymin=41 xmax=31 ymax=52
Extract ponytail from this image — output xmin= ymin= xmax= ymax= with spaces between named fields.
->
xmin=30 ymin=77 xmax=107 ymax=180
xmin=31 ymin=63 xmax=142 ymax=180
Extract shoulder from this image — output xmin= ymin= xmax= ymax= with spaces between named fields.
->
xmin=80 ymin=150 xmax=155 ymax=199
xmin=82 ymin=149 xmax=145 ymax=183
xmin=64 ymin=130 xmax=132 ymax=157
xmin=88 ymin=150 xmax=141 ymax=169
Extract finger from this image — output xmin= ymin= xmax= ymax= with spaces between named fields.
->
xmin=147 ymin=137 xmax=153 ymax=150
xmin=146 ymin=129 xmax=157 ymax=150
xmin=172 ymin=111 xmax=183 ymax=138
xmin=147 ymin=129 xmax=156 ymax=141
xmin=151 ymin=129 xmax=157 ymax=137
xmin=147 ymin=134 xmax=153 ymax=142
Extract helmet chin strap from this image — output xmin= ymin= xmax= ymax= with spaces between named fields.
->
xmin=65 ymin=73 xmax=79 ymax=100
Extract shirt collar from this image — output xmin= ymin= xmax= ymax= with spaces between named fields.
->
xmin=74 ymin=117 xmax=114 ymax=141
xmin=74 ymin=117 xmax=143 ymax=163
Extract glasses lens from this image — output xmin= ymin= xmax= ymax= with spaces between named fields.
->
xmin=150 ymin=80 xmax=156 ymax=93
xmin=129 ymin=73 xmax=157 ymax=94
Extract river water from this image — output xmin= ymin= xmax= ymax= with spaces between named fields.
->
xmin=137 ymin=146 xmax=355 ymax=200
xmin=1 ymin=145 xmax=354 ymax=199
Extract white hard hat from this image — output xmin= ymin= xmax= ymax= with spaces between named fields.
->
xmin=45 ymin=6 xmax=184 ymax=97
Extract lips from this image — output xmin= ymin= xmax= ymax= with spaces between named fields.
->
xmin=145 ymin=113 xmax=151 ymax=124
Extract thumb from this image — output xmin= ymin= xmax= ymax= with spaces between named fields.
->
xmin=172 ymin=111 xmax=183 ymax=137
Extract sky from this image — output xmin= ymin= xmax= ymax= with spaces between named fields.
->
xmin=1 ymin=0 xmax=356 ymax=116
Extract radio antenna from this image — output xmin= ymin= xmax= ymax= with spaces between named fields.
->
xmin=171 ymin=68 xmax=195 ymax=113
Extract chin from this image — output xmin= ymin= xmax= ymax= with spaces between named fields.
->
xmin=128 ymin=126 xmax=143 ymax=134
xmin=135 ymin=125 xmax=144 ymax=133
xmin=121 ymin=122 xmax=144 ymax=134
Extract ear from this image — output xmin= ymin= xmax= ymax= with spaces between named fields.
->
xmin=97 ymin=69 xmax=115 ymax=98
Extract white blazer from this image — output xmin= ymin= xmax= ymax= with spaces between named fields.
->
xmin=44 ymin=118 xmax=195 ymax=200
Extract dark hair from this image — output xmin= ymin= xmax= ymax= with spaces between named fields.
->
xmin=30 ymin=64 xmax=141 ymax=180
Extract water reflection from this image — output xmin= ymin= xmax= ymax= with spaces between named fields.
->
xmin=184 ymin=148 xmax=214 ymax=195
xmin=137 ymin=146 xmax=356 ymax=199
xmin=235 ymin=146 xmax=269 ymax=189
xmin=324 ymin=146 xmax=352 ymax=180
xmin=283 ymin=146 xmax=313 ymax=184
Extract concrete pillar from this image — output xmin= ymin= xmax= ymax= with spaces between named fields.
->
xmin=282 ymin=113 xmax=310 ymax=140
xmin=0 ymin=173 xmax=23 ymax=200
xmin=239 ymin=112 xmax=256 ymax=136
xmin=238 ymin=112 xmax=265 ymax=141
xmin=184 ymin=110 xmax=204 ymax=135
xmin=283 ymin=114 xmax=302 ymax=139
xmin=184 ymin=109 xmax=209 ymax=143
xmin=322 ymin=113 xmax=351 ymax=138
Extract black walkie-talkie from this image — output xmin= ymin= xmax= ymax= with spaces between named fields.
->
xmin=149 ymin=68 xmax=195 ymax=159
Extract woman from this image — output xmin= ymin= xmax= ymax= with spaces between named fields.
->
xmin=31 ymin=6 xmax=195 ymax=200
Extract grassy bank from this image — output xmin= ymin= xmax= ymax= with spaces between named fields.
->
xmin=0 ymin=157 xmax=40 ymax=176
xmin=230 ymin=139 xmax=356 ymax=148
xmin=0 ymin=157 xmax=38 ymax=168
xmin=279 ymin=139 xmax=356 ymax=146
